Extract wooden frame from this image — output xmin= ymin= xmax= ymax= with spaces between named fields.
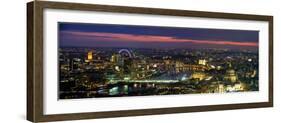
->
xmin=27 ymin=1 xmax=273 ymax=122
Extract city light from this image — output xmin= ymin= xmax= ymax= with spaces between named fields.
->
xmin=59 ymin=47 xmax=259 ymax=99
xmin=58 ymin=23 xmax=259 ymax=99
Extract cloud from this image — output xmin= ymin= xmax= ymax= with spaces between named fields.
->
xmin=61 ymin=31 xmax=258 ymax=47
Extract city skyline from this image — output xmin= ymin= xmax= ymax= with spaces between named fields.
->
xmin=58 ymin=22 xmax=259 ymax=99
xmin=59 ymin=23 xmax=259 ymax=50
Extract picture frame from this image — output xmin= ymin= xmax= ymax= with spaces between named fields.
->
xmin=27 ymin=1 xmax=273 ymax=122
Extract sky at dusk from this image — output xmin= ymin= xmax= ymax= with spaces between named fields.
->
xmin=59 ymin=22 xmax=259 ymax=50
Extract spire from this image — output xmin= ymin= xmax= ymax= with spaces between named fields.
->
xmin=228 ymin=62 xmax=232 ymax=68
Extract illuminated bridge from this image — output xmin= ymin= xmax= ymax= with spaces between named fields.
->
xmin=108 ymin=79 xmax=180 ymax=84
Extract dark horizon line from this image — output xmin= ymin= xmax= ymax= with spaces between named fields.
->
xmin=59 ymin=46 xmax=259 ymax=51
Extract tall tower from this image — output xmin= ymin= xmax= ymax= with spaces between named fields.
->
xmin=87 ymin=51 xmax=93 ymax=61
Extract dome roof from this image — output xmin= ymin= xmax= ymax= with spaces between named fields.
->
xmin=226 ymin=69 xmax=235 ymax=74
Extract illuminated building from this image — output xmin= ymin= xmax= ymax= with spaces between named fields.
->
xmin=234 ymin=83 xmax=244 ymax=90
xmin=225 ymin=83 xmax=245 ymax=92
xmin=111 ymin=54 xmax=117 ymax=63
xmin=70 ymin=58 xmax=81 ymax=72
xmin=218 ymin=84 xmax=225 ymax=93
xmin=164 ymin=60 xmax=175 ymax=72
xmin=85 ymin=51 xmax=93 ymax=62
xmin=175 ymin=61 xmax=184 ymax=73
xmin=175 ymin=61 xmax=208 ymax=72
xmin=224 ymin=63 xmax=238 ymax=83
xmin=110 ymin=54 xmax=124 ymax=68
xmin=224 ymin=69 xmax=237 ymax=83
xmin=198 ymin=59 xmax=207 ymax=65
xmin=88 ymin=51 xmax=93 ymax=60
xmin=191 ymin=72 xmax=206 ymax=81
xmin=214 ymin=82 xmax=245 ymax=93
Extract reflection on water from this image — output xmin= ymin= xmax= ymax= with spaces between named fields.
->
xmin=109 ymin=85 xmax=129 ymax=96
xmin=105 ymin=83 xmax=157 ymax=97
xmin=60 ymin=82 xmax=198 ymax=99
